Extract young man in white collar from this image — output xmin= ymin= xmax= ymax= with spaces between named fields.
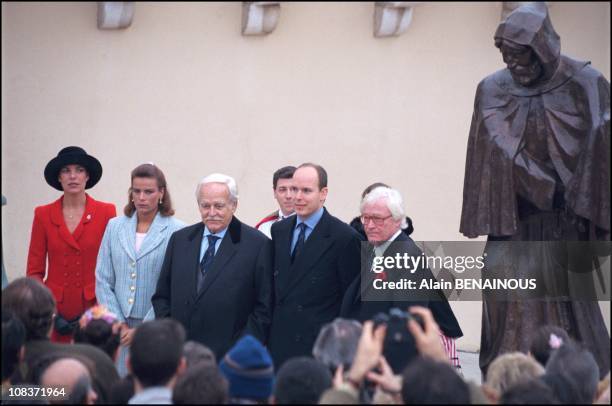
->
xmin=255 ymin=166 xmax=296 ymax=239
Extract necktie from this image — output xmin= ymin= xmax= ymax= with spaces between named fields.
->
xmin=291 ymin=223 xmax=307 ymax=263
xmin=198 ymin=235 xmax=220 ymax=292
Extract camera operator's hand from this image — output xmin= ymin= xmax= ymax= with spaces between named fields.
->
xmin=346 ymin=320 xmax=387 ymax=386
xmin=366 ymin=356 xmax=402 ymax=395
xmin=407 ymin=306 xmax=448 ymax=363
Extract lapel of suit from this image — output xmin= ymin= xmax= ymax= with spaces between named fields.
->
xmin=71 ymin=194 xmax=97 ymax=244
xmin=274 ymin=216 xmax=296 ymax=295
xmin=195 ymin=217 xmax=240 ymax=302
xmin=188 ymin=223 xmax=205 ymax=300
xmin=118 ymin=214 xmax=138 ymax=263
xmin=280 ymin=209 xmax=334 ymax=301
xmin=50 ymin=197 xmax=80 ymax=251
xmin=136 ymin=213 xmax=168 ymax=260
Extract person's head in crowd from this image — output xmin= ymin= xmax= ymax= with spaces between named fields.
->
xmin=543 ymin=342 xmax=600 ymax=404
xmin=124 ymin=162 xmax=175 ymax=218
xmin=499 ymin=378 xmax=560 ymax=404
xmin=24 ymin=352 xmax=64 ymax=388
xmin=292 ymin=163 xmax=328 ymax=220
xmin=40 ymin=357 xmax=97 ymax=404
xmin=1 ymin=278 xmax=55 ymax=341
xmin=273 ymin=357 xmax=332 ymax=404
xmin=44 ymin=146 xmax=102 ymax=195
xmin=528 ymin=324 xmax=570 ymax=367
xmin=352 ymin=182 xmax=414 ymax=236
xmin=173 ymin=363 xmax=229 ymax=404
xmin=195 ymin=173 xmax=238 ymax=234
xmin=272 ymin=166 xmax=297 ymax=217
xmin=219 ymin=335 xmax=274 ymax=404
xmin=401 ymin=356 xmax=470 ymax=404
xmin=73 ymin=305 xmax=121 ymax=361
xmin=465 ymin=381 xmax=495 ymax=405
xmin=2 ymin=310 xmax=26 ymax=386
xmin=360 ymin=186 xmax=409 ymax=245
xmin=128 ymin=319 xmax=186 ymax=391
xmin=183 ymin=341 xmax=216 ymax=370
xmin=108 ymin=374 xmax=135 ymax=404
xmin=312 ymin=318 xmax=362 ymax=374
xmin=350 ymin=182 xmax=392 ymax=238
xmin=486 ymin=352 xmax=545 ymax=394
xmin=23 ymin=351 xmax=106 ymax=405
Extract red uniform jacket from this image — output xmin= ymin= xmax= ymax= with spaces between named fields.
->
xmin=27 ymin=194 xmax=116 ymax=342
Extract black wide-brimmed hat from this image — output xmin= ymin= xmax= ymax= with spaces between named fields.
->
xmin=44 ymin=146 xmax=103 ymax=191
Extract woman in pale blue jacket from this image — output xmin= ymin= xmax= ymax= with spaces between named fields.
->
xmin=96 ymin=163 xmax=185 ymax=376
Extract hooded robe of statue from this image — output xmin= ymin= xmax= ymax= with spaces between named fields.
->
xmin=459 ymin=3 xmax=610 ymax=377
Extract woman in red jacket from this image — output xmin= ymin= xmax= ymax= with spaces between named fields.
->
xmin=27 ymin=146 xmax=116 ymax=342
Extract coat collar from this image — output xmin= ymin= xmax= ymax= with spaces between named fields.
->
xmin=49 ymin=194 xmax=97 ymax=250
xmin=119 ymin=212 xmax=172 ymax=261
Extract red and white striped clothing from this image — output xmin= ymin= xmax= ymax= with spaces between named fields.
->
xmin=439 ymin=332 xmax=461 ymax=368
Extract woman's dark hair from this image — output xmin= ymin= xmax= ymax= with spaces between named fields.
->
xmin=529 ymin=325 xmax=571 ymax=367
xmin=74 ymin=319 xmax=120 ymax=360
xmin=543 ymin=342 xmax=600 ymax=404
xmin=124 ymin=163 xmax=175 ymax=217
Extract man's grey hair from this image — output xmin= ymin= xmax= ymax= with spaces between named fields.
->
xmin=360 ymin=186 xmax=408 ymax=229
xmin=183 ymin=341 xmax=216 ymax=370
xmin=312 ymin=318 xmax=362 ymax=371
xmin=195 ymin=173 xmax=238 ymax=203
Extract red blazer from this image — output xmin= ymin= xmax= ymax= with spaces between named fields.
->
xmin=27 ymin=194 xmax=116 ymax=340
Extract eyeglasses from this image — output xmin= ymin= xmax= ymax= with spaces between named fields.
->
xmin=360 ymin=215 xmax=392 ymax=225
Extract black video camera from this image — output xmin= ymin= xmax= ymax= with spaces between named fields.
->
xmin=372 ymin=308 xmax=425 ymax=373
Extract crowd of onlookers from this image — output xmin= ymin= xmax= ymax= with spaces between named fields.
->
xmin=2 ymin=276 xmax=610 ymax=404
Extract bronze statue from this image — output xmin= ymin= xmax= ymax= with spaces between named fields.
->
xmin=460 ymin=3 xmax=610 ymax=377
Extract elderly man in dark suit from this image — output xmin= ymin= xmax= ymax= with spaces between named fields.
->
xmin=268 ymin=163 xmax=362 ymax=368
xmin=340 ymin=186 xmax=463 ymax=372
xmin=152 ymin=173 xmax=272 ymax=359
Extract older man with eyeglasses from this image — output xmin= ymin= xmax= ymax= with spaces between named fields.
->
xmin=152 ymin=173 xmax=273 ymax=360
xmin=340 ymin=186 xmax=463 ymax=371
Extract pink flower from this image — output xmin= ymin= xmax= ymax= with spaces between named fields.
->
xmin=549 ymin=333 xmax=563 ymax=349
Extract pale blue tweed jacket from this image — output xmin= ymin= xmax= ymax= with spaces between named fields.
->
xmin=95 ymin=213 xmax=186 ymax=322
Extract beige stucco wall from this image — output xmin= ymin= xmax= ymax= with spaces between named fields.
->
xmin=2 ymin=2 xmax=610 ymax=351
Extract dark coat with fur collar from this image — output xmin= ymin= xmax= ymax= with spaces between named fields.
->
xmin=152 ymin=216 xmax=272 ymax=358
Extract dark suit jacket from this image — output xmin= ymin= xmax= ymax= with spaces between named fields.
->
xmin=268 ymin=208 xmax=362 ymax=368
xmin=340 ymin=232 xmax=463 ymax=338
xmin=152 ymin=216 xmax=272 ymax=359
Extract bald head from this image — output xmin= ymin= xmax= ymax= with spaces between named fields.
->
xmin=40 ymin=358 xmax=97 ymax=404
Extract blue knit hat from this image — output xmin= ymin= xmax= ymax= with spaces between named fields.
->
xmin=219 ymin=335 xmax=274 ymax=400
